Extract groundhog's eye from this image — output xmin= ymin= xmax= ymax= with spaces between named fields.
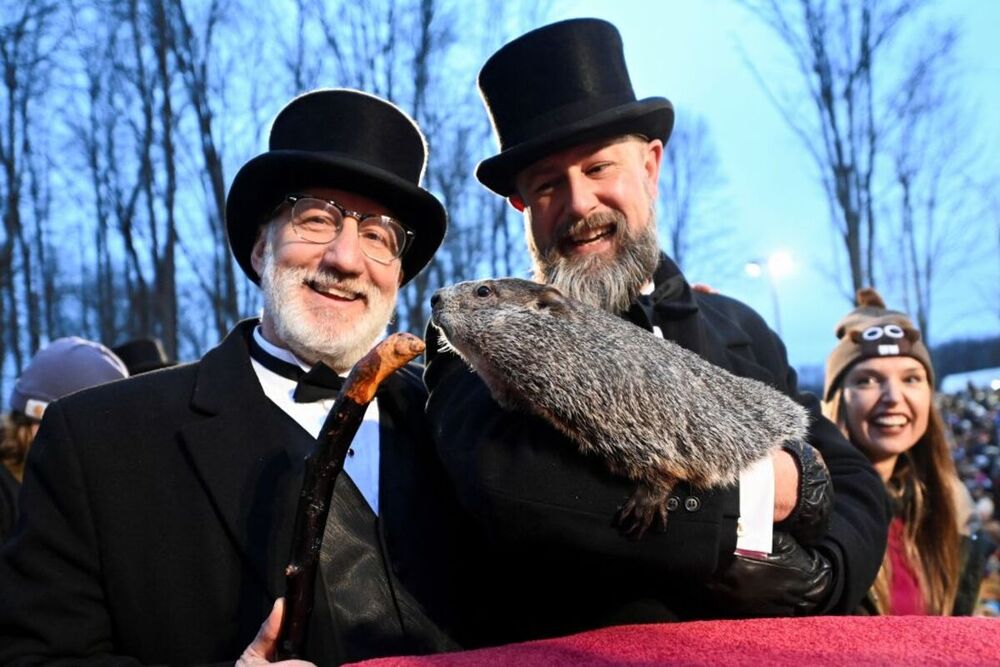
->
xmin=475 ymin=285 xmax=493 ymax=297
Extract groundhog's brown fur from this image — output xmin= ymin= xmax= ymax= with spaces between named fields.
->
xmin=430 ymin=278 xmax=810 ymax=538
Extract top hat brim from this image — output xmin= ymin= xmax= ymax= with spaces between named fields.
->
xmin=226 ymin=150 xmax=446 ymax=286
xmin=476 ymin=98 xmax=674 ymax=197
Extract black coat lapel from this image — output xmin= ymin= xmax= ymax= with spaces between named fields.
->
xmin=178 ymin=321 xmax=304 ymax=596
xmin=647 ymin=254 xmax=778 ymax=387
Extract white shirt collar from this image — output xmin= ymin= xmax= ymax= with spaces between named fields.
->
xmin=252 ymin=326 xmax=311 ymax=371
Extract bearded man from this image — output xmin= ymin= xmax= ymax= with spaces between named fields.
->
xmin=0 ymin=89 xmax=470 ymax=665
xmin=424 ymin=19 xmax=890 ymax=646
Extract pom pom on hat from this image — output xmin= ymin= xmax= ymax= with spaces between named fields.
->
xmin=856 ymin=287 xmax=885 ymax=309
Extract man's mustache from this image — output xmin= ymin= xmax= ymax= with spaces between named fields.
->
xmin=298 ymin=269 xmax=376 ymax=303
xmin=553 ymin=210 xmax=627 ymax=249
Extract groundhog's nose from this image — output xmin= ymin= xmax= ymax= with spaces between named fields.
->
xmin=430 ymin=292 xmax=441 ymax=309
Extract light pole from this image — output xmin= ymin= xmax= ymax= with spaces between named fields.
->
xmin=745 ymin=250 xmax=793 ymax=338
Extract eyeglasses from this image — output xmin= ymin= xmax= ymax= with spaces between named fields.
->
xmin=281 ymin=194 xmax=414 ymax=265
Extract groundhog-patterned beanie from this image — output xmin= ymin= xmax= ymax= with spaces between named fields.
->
xmin=823 ymin=288 xmax=934 ymax=401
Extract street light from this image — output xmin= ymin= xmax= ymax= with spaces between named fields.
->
xmin=744 ymin=250 xmax=793 ymax=338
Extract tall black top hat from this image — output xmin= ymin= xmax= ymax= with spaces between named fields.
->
xmin=476 ymin=18 xmax=675 ymax=196
xmin=225 ymin=89 xmax=447 ymax=286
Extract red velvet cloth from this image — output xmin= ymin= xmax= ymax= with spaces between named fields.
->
xmin=349 ymin=617 xmax=1000 ymax=666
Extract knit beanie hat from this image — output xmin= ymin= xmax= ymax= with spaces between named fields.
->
xmin=823 ymin=288 xmax=934 ymax=401
xmin=9 ymin=337 xmax=130 ymax=420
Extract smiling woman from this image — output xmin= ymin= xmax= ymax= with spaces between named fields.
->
xmin=840 ymin=356 xmax=932 ymax=482
xmin=822 ymin=288 xmax=984 ymax=616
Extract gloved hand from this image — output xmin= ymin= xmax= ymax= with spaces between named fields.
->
xmin=776 ymin=439 xmax=833 ymax=546
xmin=706 ymin=531 xmax=835 ymax=617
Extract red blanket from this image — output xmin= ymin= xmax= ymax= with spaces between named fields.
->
xmin=349 ymin=617 xmax=1000 ymax=666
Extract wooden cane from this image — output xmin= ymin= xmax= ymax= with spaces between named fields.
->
xmin=275 ymin=332 xmax=425 ymax=659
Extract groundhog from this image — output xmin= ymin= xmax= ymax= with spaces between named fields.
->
xmin=430 ymin=278 xmax=810 ymax=538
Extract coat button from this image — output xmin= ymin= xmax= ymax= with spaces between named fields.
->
xmin=684 ymin=496 xmax=701 ymax=512
xmin=666 ymin=496 xmax=680 ymax=512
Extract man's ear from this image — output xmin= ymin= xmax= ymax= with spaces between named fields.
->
xmin=642 ymin=138 xmax=664 ymax=199
xmin=250 ymin=228 xmax=268 ymax=279
xmin=508 ymin=194 xmax=526 ymax=212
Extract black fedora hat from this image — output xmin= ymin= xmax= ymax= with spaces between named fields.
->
xmin=225 ymin=89 xmax=446 ymax=286
xmin=476 ymin=18 xmax=674 ymax=196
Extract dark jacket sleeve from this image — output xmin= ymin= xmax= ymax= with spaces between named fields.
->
xmin=711 ymin=295 xmax=890 ymax=614
xmin=0 ymin=402 xmax=147 ymax=666
xmin=796 ymin=387 xmax=890 ymax=613
xmin=0 ymin=466 xmax=18 ymax=545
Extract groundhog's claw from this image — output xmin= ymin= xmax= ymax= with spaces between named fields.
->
xmin=615 ymin=483 xmax=672 ymax=540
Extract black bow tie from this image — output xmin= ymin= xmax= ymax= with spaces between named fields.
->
xmin=293 ymin=363 xmax=344 ymax=402
xmin=249 ymin=335 xmax=344 ymax=402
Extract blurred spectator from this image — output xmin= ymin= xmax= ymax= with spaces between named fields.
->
xmin=937 ymin=377 xmax=1000 ymax=615
xmin=977 ymin=520 xmax=1000 ymax=616
xmin=0 ymin=338 xmax=129 ymax=543
xmin=111 ymin=338 xmax=176 ymax=375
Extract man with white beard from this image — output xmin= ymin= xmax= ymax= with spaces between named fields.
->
xmin=0 ymin=89 xmax=470 ymax=666
xmin=424 ymin=19 xmax=890 ymax=646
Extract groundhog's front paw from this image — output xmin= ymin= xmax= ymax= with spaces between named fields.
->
xmin=615 ymin=482 xmax=673 ymax=540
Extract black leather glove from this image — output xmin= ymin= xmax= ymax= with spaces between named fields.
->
xmin=775 ymin=439 xmax=833 ymax=546
xmin=706 ymin=531 xmax=835 ymax=617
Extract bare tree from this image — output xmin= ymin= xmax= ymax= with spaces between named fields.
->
xmin=878 ymin=20 xmax=999 ymax=348
xmin=737 ymin=0 xmax=944 ymax=297
xmin=1 ymin=0 xmax=555 ymax=376
xmin=167 ymin=0 xmax=241 ymax=340
xmin=657 ymin=113 xmax=733 ymax=280
xmin=0 ymin=1 xmax=59 ymax=393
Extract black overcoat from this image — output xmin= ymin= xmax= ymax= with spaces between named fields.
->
xmin=0 ymin=320 xmax=469 ymax=665
xmin=424 ymin=255 xmax=890 ymax=646
xmin=0 ymin=464 xmax=18 ymax=544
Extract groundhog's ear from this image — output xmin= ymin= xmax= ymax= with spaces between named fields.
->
xmin=535 ymin=285 xmax=568 ymax=312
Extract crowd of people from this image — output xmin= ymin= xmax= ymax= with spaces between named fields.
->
xmin=941 ymin=382 xmax=1000 ymax=615
xmin=0 ymin=16 xmax=994 ymax=666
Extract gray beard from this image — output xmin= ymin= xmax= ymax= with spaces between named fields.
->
xmin=259 ymin=241 xmax=396 ymax=373
xmin=530 ymin=209 xmax=661 ymax=314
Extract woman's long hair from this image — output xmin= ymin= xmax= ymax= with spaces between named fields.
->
xmin=824 ymin=392 xmax=961 ymax=614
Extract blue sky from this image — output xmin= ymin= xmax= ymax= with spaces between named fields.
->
xmin=549 ymin=0 xmax=1000 ymax=371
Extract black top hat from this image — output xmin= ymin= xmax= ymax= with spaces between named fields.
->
xmin=225 ymin=89 xmax=447 ymax=286
xmin=111 ymin=337 xmax=175 ymax=375
xmin=476 ymin=18 xmax=675 ymax=196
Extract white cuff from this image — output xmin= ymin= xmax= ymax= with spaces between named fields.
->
xmin=736 ymin=455 xmax=774 ymax=555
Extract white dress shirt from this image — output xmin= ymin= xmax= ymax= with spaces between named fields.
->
xmin=249 ymin=327 xmax=381 ymax=514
